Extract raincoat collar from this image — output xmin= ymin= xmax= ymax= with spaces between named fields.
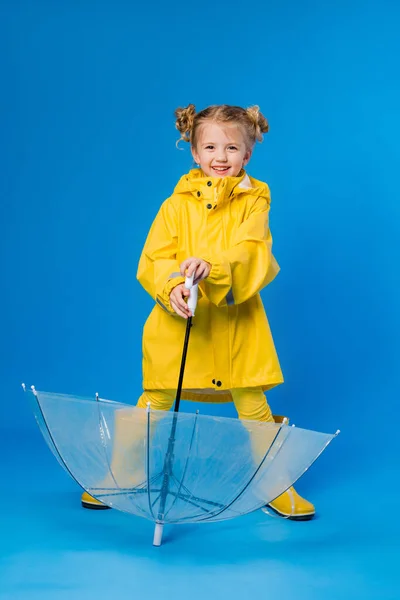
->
xmin=173 ymin=169 xmax=269 ymax=205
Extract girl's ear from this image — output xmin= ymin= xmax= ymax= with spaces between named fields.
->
xmin=191 ymin=146 xmax=200 ymax=166
xmin=242 ymin=148 xmax=253 ymax=167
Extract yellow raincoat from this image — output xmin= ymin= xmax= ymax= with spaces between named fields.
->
xmin=137 ymin=169 xmax=284 ymax=403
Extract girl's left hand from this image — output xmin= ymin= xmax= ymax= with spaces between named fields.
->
xmin=180 ymin=257 xmax=211 ymax=285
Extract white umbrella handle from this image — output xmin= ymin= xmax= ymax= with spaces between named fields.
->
xmin=185 ymin=274 xmax=198 ymax=316
xmin=153 ymin=523 xmax=164 ymax=546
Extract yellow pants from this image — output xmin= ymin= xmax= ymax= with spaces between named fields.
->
xmin=136 ymin=388 xmax=274 ymax=423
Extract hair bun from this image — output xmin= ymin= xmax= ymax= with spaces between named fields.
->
xmin=174 ymin=104 xmax=196 ymax=143
xmin=246 ymin=105 xmax=269 ymax=141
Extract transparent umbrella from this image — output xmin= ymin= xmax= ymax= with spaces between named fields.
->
xmin=24 ymin=387 xmax=338 ymax=545
xmin=24 ymin=278 xmax=339 ymax=546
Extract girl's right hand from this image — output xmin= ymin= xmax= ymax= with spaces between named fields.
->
xmin=180 ymin=257 xmax=211 ymax=284
xmin=169 ymin=283 xmax=191 ymax=319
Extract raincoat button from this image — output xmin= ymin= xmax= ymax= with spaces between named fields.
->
xmin=206 ymin=203 xmax=212 ymax=209
xmin=197 ymin=191 xmax=201 ymax=197
xmin=212 ymin=379 xmax=215 ymax=384
xmin=207 ymin=181 xmax=212 ymax=186
xmin=216 ymin=381 xmax=222 ymax=387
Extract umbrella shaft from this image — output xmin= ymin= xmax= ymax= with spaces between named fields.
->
xmin=173 ymin=316 xmax=192 ymax=413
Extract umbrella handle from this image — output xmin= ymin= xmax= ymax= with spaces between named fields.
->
xmin=185 ymin=274 xmax=198 ymax=316
xmin=153 ymin=523 xmax=164 ymax=546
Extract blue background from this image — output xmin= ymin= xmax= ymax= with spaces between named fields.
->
xmin=0 ymin=1 xmax=399 ymax=599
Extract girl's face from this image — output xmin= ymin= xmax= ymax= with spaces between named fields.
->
xmin=191 ymin=122 xmax=252 ymax=178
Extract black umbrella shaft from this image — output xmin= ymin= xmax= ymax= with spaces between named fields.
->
xmin=173 ymin=316 xmax=192 ymax=414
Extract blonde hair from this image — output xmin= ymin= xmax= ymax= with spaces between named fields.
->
xmin=174 ymin=104 xmax=269 ymax=149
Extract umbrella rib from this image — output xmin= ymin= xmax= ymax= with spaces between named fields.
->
xmin=151 ymin=491 xmax=162 ymax=508
xmin=91 ymin=471 xmax=159 ymax=494
xmin=167 ymin=473 xmax=225 ymax=509
xmin=171 ymin=480 xmax=194 ymax=499
xmin=170 ymin=489 xmax=225 ymax=509
xmin=94 ymin=398 xmax=123 ymax=497
xmin=265 ymin=432 xmax=338 ymax=505
xmin=95 ymin=483 xmax=147 ymax=495
xmin=166 ymin=490 xmax=216 ymax=514
xmin=31 ymin=391 xmax=91 ymax=495
xmin=176 ymin=507 xmax=242 ymax=524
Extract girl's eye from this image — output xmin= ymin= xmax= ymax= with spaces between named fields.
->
xmin=205 ymin=145 xmax=214 ymax=150
xmin=228 ymin=146 xmax=238 ymax=151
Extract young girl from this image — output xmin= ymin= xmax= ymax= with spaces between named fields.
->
xmin=82 ymin=104 xmax=315 ymax=520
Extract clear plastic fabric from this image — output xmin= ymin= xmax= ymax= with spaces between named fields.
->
xmin=29 ymin=390 xmax=336 ymax=524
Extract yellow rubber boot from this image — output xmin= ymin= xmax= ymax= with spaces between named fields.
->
xmin=81 ymin=491 xmax=111 ymax=510
xmin=265 ymin=486 xmax=315 ymax=520
xmin=264 ymin=415 xmax=316 ymax=520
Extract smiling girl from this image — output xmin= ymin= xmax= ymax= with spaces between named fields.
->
xmin=81 ymin=104 xmax=315 ymax=520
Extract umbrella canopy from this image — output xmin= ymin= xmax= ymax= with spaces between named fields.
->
xmin=26 ymin=387 xmax=337 ymax=529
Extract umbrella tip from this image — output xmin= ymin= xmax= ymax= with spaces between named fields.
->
xmin=335 ymin=429 xmax=341 ymax=436
xmin=30 ymin=385 xmax=37 ymax=396
xmin=21 ymin=383 xmax=26 ymax=391
xmin=95 ymin=392 xmax=99 ymax=401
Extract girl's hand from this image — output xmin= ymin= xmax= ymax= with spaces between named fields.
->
xmin=180 ymin=257 xmax=211 ymax=285
xmin=170 ymin=283 xmax=191 ymax=319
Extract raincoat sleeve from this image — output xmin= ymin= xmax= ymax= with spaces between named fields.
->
xmin=201 ymin=195 xmax=280 ymax=307
xmin=136 ymin=199 xmax=185 ymax=315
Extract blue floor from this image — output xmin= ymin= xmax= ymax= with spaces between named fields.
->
xmin=1 ymin=428 xmax=398 ymax=600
